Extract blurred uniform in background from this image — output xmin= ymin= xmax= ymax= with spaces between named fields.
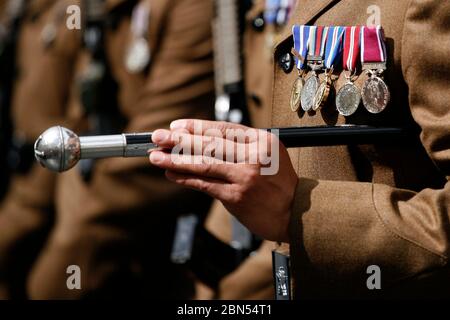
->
xmin=195 ymin=0 xmax=296 ymax=300
xmin=0 ymin=0 xmax=79 ymax=299
xmin=27 ymin=0 xmax=215 ymax=299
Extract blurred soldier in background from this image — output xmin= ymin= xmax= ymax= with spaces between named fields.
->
xmin=0 ymin=0 xmax=79 ymax=299
xmin=27 ymin=0 xmax=215 ymax=299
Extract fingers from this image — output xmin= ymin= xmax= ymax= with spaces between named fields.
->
xmin=149 ymin=150 xmax=235 ymax=181
xmin=152 ymin=129 xmax=178 ymax=149
xmin=153 ymin=130 xmax=253 ymax=163
xmin=165 ymin=170 xmax=233 ymax=201
xmin=170 ymin=119 xmax=261 ymax=143
xmin=152 ymin=123 xmax=273 ymax=162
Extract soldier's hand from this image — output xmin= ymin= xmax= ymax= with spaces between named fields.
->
xmin=149 ymin=119 xmax=298 ymax=242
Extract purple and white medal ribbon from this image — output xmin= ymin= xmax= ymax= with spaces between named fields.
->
xmin=360 ymin=26 xmax=390 ymax=114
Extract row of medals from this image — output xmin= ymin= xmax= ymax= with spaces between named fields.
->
xmin=290 ymin=59 xmax=391 ymax=116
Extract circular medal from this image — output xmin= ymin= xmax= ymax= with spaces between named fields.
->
xmin=336 ymin=82 xmax=362 ymax=116
xmin=290 ymin=77 xmax=304 ymax=112
xmin=361 ymin=76 xmax=390 ymax=114
xmin=125 ymin=37 xmax=151 ymax=74
xmin=313 ymin=80 xmax=330 ymax=111
xmin=300 ymin=75 xmax=319 ymax=112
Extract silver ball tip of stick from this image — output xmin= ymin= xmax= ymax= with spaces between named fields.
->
xmin=34 ymin=126 xmax=81 ymax=172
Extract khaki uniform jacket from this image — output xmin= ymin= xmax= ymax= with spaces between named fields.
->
xmin=27 ymin=0 xmax=215 ymax=299
xmin=0 ymin=0 xmax=78 ymax=299
xmin=271 ymin=0 xmax=450 ymax=298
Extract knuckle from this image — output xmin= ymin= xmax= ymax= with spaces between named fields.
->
xmin=229 ymin=187 xmax=245 ymax=205
xmin=217 ymin=121 xmax=229 ymax=137
xmin=197 ymin=181 xmax=210 ymax=193
xmin=201 ymin=163 xmax=211 ymax=175
xmin=203 ymin=138 xmax=216 ymax=156
xmin=244 ymin=166 xmax=259 ymax=185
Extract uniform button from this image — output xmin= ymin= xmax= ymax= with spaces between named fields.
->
xmin=279 ymin=52 xmax=294 ymax=73
xmin=252 ymin=14 xmax=265 ymax=32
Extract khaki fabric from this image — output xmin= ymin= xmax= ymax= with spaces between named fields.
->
xmin=27 ymin=0 xmax=215 ymax=299
xmin=271 ymin=0 xmax=450 ymax=298
xmin=0 ymin=0 xmax=78 ymax=299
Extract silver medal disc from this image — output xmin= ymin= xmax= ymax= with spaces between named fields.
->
xmin=125 ymin=37 xmax=151 ymax=74
xmin=300 ymin=75 xmax=319 ymax=112
xmin=336 ymin=82 xmax=362 ymax=116
xmin=361 ymin=76 xmax=390 ymax=114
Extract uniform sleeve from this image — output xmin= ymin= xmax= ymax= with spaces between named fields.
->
xmin=289 ymin=0 xmax=450 ymax=297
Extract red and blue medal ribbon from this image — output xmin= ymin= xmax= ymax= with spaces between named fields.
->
xmin=311 ymin=26 xmax=328 ymax=59
xmin=324 ymin=26 xmax=345 ymax=69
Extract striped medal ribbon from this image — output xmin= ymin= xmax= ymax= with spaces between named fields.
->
xmin=300 ymin=26 xmax=328 ymax=112
xmin=290 ymin=25 xmax=311 ymax=112
xmin=313 ymin=26 xmax=345 ymax=111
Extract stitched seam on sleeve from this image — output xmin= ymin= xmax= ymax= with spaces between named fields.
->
xmin=400 ymin=0 xmax=414 ymax=79
xmin=371 ymin=183 xmax=447 ymax=263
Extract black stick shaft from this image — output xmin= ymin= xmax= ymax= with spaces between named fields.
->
xmin=272 ymin=126 xmax=415 ymax=148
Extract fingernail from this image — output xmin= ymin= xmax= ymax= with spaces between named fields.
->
xmin=170 ymin=120 xmax=187 ymax=130
xmin=152 ymin=130 xmax=170 ymax=144
xmin=149 ymin=151 xmax=164 ymax=164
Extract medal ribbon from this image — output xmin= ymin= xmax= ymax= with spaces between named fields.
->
xmin=267 ymin=0 xmax=296 ymax=26
xmin=307 ymin=26 xmax=317 ymax=57
xmin=287 ymin=0 xmax=298 ymax=22
xmin=265 ymin=0 xmax=280 ymax=25
xmin=324 ymin=26 xmax=344 ymax=69
xmin=343 ymin=26 xmax=361 ymax=72
xmin=361 ymin=25 xmax=387 ymax=64
xmin=317 ymin=27 xmax=329 ymax=58
xmin=131 ymin=1 xmax=150 ymax=37
xmin=315 ymin=26 xmax=328 ymax=57
xmin=276 ymin=0 xmax=288 ymax=25
xmin=292 ymin=24 xmax=311 ymax=69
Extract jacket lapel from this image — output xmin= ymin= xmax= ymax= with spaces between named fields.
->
xmin=275 ymin=0 xmax=341 ymax=46
xmin=295 ymin=0 xmax=341 ymax=25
